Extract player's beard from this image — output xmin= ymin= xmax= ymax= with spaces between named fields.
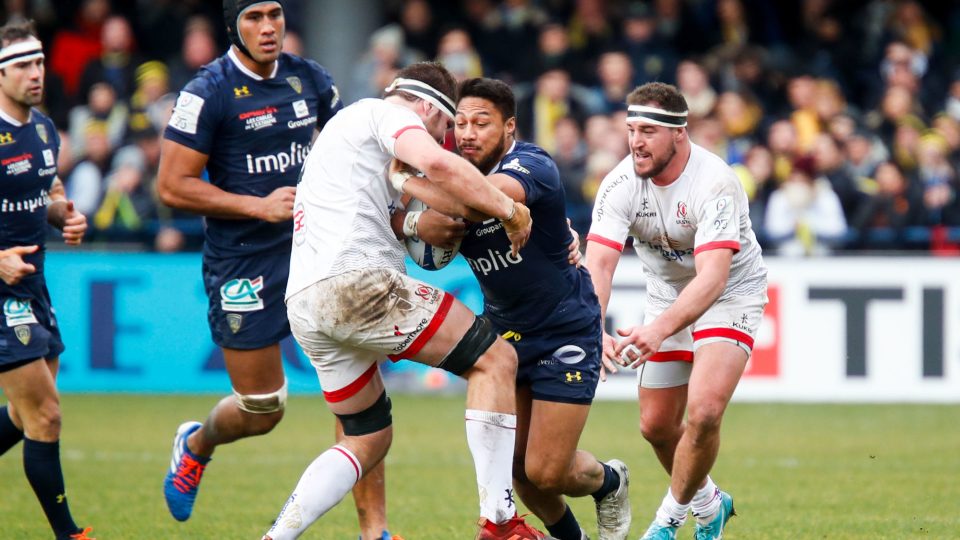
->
xmin=469 ymin=132 xmax=508 ymax=174
xmin=634 ymin=139 xmax=676 ymax=179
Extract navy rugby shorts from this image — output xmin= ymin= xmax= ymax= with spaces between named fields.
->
xmin=0 ymin=278 xmax=65 ymax=372
xmin=501 ymin=316 xmax=603 ymax=405
xmin=202 ymin=251 xmax=291 ymax=350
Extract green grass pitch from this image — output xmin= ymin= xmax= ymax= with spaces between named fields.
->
xmin=1 ymin=394 xmax=957 ymax=539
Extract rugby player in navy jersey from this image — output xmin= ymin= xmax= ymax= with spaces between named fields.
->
xmin=0 ymin=20 xmax=94 ymax=540
xmin=156 ymin=0 xmax=377 ymax=529
xmin=395 ymin=78 xmax=631 ymax=540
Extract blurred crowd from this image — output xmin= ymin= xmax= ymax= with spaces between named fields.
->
xmin=6 ymin=0 xmax=960 ymax=255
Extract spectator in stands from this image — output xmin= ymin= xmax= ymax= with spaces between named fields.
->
xmin=566 ymin=0 xmax=615 ymax=62
xmin=167 ymin=16 xmax=218 ymax=93
xmin=732 ymin=144 xmax=775 ymax=233
xmin=91 ymin=125 xmax=161 ymax=243
xmin=812 ymin=133 xmax=865 ymax=221
xmin=127 ymin=61 xmax=171 ymax=136
xmin=850 ymin=161 xmax=925 ymax=249
xmin=435 ymin=26 xmax=483 ymax=81
xmin=516 ymin=68 xmax=589 ymax=154
xmin=766 ymin=118 xmax=800 ymax=183
xmin=619 ymin=2 xmax=677 ymax=85
xmin=588 ymin=50 xmax=633 ymax=115
xmin=67 ymin=81 xmax=127 ymax=160
xmin=892 ymin=115 xmax=925 ymax=172
xmin=932 ymin=114 xmax=960 ymax=171
xmin=553 ymin=116 xmax=590 ymax=230
xmin=48 ymin=0 xmax=108 ymax=99
xmin=764 ymin=155 xmax=848 ymax=256
xmin=66 ymin=121 xmax=113 ymax=218
xmin=520 ymin=21 xmax=587 ymax=85
xmin=351 ymin=24 xmax=419 ymax=100
xmin=917 ymin=131 xmax=960 ymax=226
xmin=714 ymin=90 xmax=762 ymax=163
xmin=77 ymin=15 xmax=142 ymax=105
xmin=398 ymin=0 xmax=438 ymax=59
xmin=945 ymin=74 xmax=960 ymax=121
xmin=785 ymin=74 xmax=821 ymax=153
xmin=676 ymin=60 xmax=716 ymax=120
xmin=844 ymin=126 xmax=888 ymax=180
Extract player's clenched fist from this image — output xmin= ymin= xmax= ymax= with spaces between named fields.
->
xmin=258 ymin=186 xmax=297 ymax=222
xmin=501 ymin=200 xmax=531 ymax=256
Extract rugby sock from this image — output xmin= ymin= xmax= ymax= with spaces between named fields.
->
xmin=265 ymin=445 xmax=361 ymax=540
xmin=465 ymin=409 xmax=517 ymax=523
xmin=546 ymin=504 xmax=582 ymax=540
xmin=691 ymin=476 xmax=721 ymax=524
xmin=654 ymin=488 xmax=689 ymax=528
xmin=590 ymin=461 xmax=621 ymax=501
xmin=0 ymin=406 xmax=24 ymax=455
xmin=22 ymin=438 xmax=80 ymax=538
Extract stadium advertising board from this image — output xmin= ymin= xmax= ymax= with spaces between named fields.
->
xmin=46 ymin=253 xmax=958 ymax=402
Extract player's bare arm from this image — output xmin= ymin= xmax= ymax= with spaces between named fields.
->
xmin=0 ymin=245 xmax=38 ymax=285
xmin=392 ymin=128 xmax=531 ymax=254
xmin=47 ymin=177 xmax=87 ymax=245
xmin=614 ymin=247 xmax=733 ymax=367
xmin=584 ymin=239 xmax=623 ymax=379
xmin=158 ymin=139 xmax=295 ymax=222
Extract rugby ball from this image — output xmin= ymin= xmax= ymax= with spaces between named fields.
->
xmin=404 ymin=198 xmax=461 ymax=270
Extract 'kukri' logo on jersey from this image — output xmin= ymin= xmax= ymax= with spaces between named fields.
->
xmin=246 ymin=142 xmax=310 ymax=174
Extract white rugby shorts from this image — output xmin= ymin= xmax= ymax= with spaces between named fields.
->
xmin=638 ymin=292 xmax=767 ymax=389
xmin=287 ymin=268 xmax=452 ymax=402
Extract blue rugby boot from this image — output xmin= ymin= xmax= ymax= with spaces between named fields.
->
xmin=639 ymin=517 xmax=681 ymax=540
xmin=694 ymin=491 xmax=735 ymax=540
xmin=163 ymin=421 xmax=210 ymax=521
xmin=358 ymin=531 xmax=405 ymax=540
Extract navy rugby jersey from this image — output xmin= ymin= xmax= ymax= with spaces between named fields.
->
xmin=460 ymin=141 xmax=600 ymax=334
xmin=165 ymin=49 xmax=341 ymax=258
xmin=0 ymin=108 xmax=59 ymax=291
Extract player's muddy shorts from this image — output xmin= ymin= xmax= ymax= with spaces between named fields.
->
xmin=639 ymin=292 xmax=767 ymax=389
xmin=203 ymin=251 xmax=291 ymax=350
xmin=287 ymin=268 xmax=453 ymax=402
xmin=0 ymin=277 xmax=65 ymax=372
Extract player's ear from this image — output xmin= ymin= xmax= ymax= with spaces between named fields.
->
xmin=505 ymin=116 xmax=516 ymax=137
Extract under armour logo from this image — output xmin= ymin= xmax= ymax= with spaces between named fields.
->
xmin=56 ymin=493 xmax=66 ymax=504
xmin=565 ymin=371 xmax=582 ymax=383
xmin=504 ymin=488 xmax=515 ymax=508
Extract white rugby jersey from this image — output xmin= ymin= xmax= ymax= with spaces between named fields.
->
xmin=587 ymin=143 xmax=767 ymax=305
xmin=286 ymin=98 xmax=423 ymax=300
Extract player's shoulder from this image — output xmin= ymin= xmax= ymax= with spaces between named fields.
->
xmin=688 ymin=143 xmax=739 ymax=185
xmin=502 ymin=141 xmax=558 ymax=176
xmin=282 ymin=53 xmax=335 ymax=85
xmin=180 ymin=54 xmax=232 ymax=99
xmin=28 ymin=107 xmax=54 ymax=129
xmin=598 ymin=155 xmax=635 ymax=190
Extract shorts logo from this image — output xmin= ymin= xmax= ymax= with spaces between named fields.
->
xmin=220 ymin=277 xmax=264 ymax=312
xmin=3 ymin=298 xmax=38 ymax=326
xmin=287 ymin=76 xmax=303 ymax=94
xmin=564 ymin=371 xmax=582 ymax=383
xmin=414 ymin=285 xmax=441 ymax=304
xmin=553 ymin=345 xmax=586 ymax=365
xmin=14 ymin=325 xmax=30 ymax=345
xmin=227 ymin=313 xmax=243 ymax=334
xmin=392 ymin=318 xmax=429 ymax=353
xmin=501 ymin=330 xmax=522 ymax=342
xmin=732 ymin=313 xmax=750 ymax=331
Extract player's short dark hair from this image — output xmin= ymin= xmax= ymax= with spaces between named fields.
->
xmin=385 ymin=61 xmax=457 ymax=105
xmin=627 ymin=82 xmax=688 ymax=114
xmin=457 ymin=77 xmax=516 ymax=122
xmin=0 ymin=19 xmax=38 ymax=47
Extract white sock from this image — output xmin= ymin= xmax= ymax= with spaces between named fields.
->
xmin=654 ymin=488 xmax=689 ymax=528
xmin=691 ymin=476 xmax=722 ymax=523
xmin=264 ymin=445 xmax=362 ymax=540
xmin=465 ymin=409 xmax=517 ymax=523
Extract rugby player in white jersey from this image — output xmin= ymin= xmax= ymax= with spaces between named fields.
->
xmin=584 ymin=82 xmax=768 ymax=540
xmin=262 ymin=62 xmax=545 ymax=540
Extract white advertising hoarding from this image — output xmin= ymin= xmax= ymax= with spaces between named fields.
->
xmin=595 ymin=257 xmax=960 ymax=403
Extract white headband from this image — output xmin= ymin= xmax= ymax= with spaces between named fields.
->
xmin=386 ymin=77 xmax=456 ymax=120
xmin=626 ymin=104 xmax=688 ymax=128
xmin=0 ymin=38 xmax=43 ymax=69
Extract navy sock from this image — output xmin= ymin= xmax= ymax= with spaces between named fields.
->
xmin=591 ymin=461 xmax=621 ymax=502
xmin=23 ymin=438 xmax=80 ymax=538
xmin=546 ymin=505 xmax=582 ymax=540
xmin=0 ymin=406 xmax=24 ymax=456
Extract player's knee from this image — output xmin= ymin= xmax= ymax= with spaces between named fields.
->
xmin=525 ymin=463 xmax=567 ymax=495
xmin=686 ymin=401 xmax=725 ymax=435
xmin=336 ymin=391 xmax=393 ymax=437
xmin=28 ymin=398 xmax=62 ymax=439
xmin=234 ymin=379 xmax=288 ymax=415
xmin=437 ymin=316 xmax=507 ymax=378
xmin=639 ymin=416 xmax=680 ymax=447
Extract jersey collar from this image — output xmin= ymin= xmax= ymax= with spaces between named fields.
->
xmin=228 ymin=47 xmax=279 ymax=81
xmin=488 ymin=140 xmax=517 ymax=175
xmin=0 ymin=106 xmax=30 ymax=126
